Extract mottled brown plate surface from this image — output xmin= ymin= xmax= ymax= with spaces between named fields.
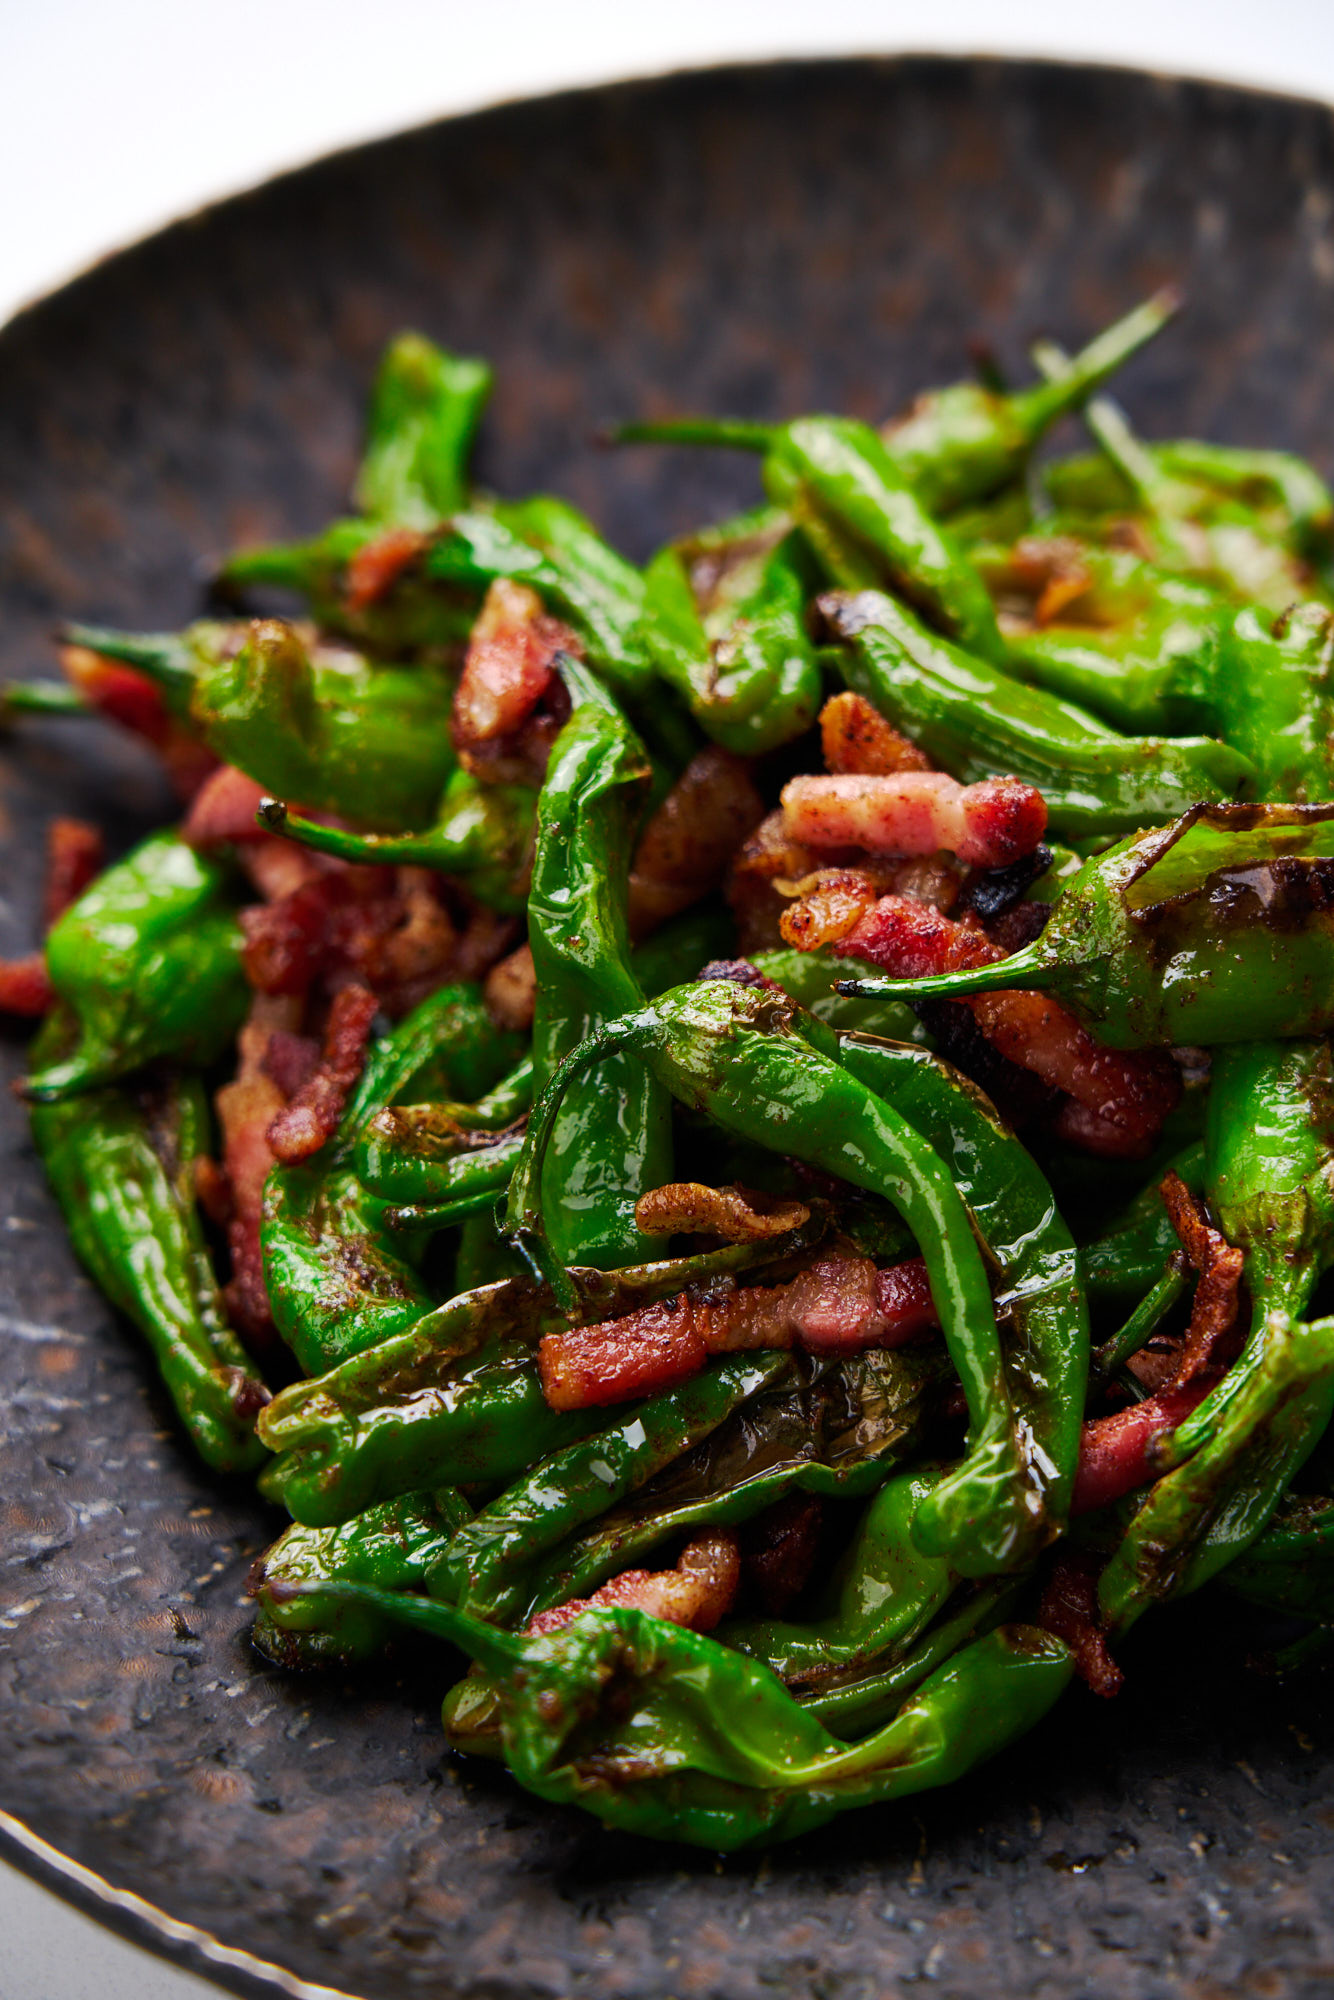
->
xmin=4 ymin=55 xmax=1334 ymax=2000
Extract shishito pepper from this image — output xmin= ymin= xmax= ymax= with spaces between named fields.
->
xmin=630 ymin=413 xmax=1006 ymax=663
xmin=261 ymin=982 xmax=522 ymax=1374
xmin=820 ymin=589 xmax=1254 ymax=840
xmin=527 ymin=660 xmax=672 ymax=1267
xmin=835 ymin=1032 xmax=1088 ymax=1529
xmin=25 ymin=831 xmax=248 ymax=1101
xmin=432 ymin=1353 xmax=789 ymax=1622
xmin=30 ymin=1027 xmax=268 ymax=1474
xmin=257 ymin=769 xmax=536 ymax=915
xmin=508 ymin=978 xmax=1054 ymax=1578
xmin=1094 ymin=1040 xmax=1334 ymax=1633
xmin=638 ymin=525 xmax=822 ymax=752
xmin=880 ymin=293 xmax=1177 ymax=516
xmin=837 ymin=803 xmax=1334 ymax=1050
xmin=257 ymin=1236 xmax=815 ymax=1524
xmin=352 ymin=333 xmax=492 ymax=529
xmin=1035 ymin=343 xmax=1334 ymax=609
xmin=251 ymin=1485 xmax=473 ymax=1668
xmin=63 ymin=618 xmax=456 ymax=833
xmin=276 ymin=1583 xmax=1073 ymax=1850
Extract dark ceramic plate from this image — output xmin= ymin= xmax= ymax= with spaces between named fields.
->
xmin=4 ymin=54 xmax=1334 ymax=2000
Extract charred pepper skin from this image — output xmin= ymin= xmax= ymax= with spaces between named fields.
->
xmin=838 ymin=804 xmax=1334 ymax=1050
xmin=508 ymin=978 xmax=1053 ymax=1579
xmin=280 ymin=1582 xmax=1074 ymax=1851
xmin=26 ymin=831 xmax=247 ymax=1102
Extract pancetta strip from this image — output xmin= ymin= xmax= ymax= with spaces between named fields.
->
xmin=526 ymin=1531 xmax=741 ymax=1637
xmin=538 ymin=1253 xmax=938 ymax=1410
xmin=628 ymin=747 xmax=764 ymax=937
xmin=782 ymin=771 xmax=1047 ymax=869
xmin=790 ymin=890 xmax=1180 ymax=1158
xmin=267 ymin=984 xmax=379 ymax=1164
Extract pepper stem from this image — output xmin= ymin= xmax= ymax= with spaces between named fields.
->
xmin=833 ymin=949 xmax=1053 ymax=1005
xmin=1013 ymin=289 xmax=1180 ymax=441
xmin=256 ymin=797 xmax=452 ymax=868
xmin=609 ymin=418 xmax=775 ymax=452
xmin=286 ymin=1581 xmax=525 ymax=1675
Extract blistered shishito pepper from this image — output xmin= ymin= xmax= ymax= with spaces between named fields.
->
xmin=1094 ymin=1041 xmax=1334 ymax=1625
xmin=835 ymin=1032 xmax=1088 ymax=1529
xmin=1099 ymin=1312 xmax=1334 ymax=1634
xmin=1222 ymin=1493 xmax=1334 ymax=1623
xmin=721 ymin=1463 xmax=958 ymax=1685
xmin=30 ymin=1028 xmax=268 ymax=1473
xmin=278 ymin=1582 xmax=1073 ymax=1850
xmin=639 ymin=527 xmax=821 ymax=752
xmin=25 ymin=831 xmax=247 ymax=1101
xmin=1181 ymin=603 xmax=1334 ymax=803
xmin=1035 ymin=342 xmax=1334 ymax=607
xmin=257 ymin=769 xmax=536 ymax=915
xmin=511 ymin=1343 xmax=945 ymax=1627
xmin=995 ymin=546 xmax=1228 ymax=735
xmin=352 ymin=333 xmax=492 ymax=528
xmin=527 ymin=660 xmax=672 ymax=1267
xmin=880 ymin=293 xmax=1176 ymax=516
xmin=64 ymin=618 xmax=456 ymax=832
xmin=262 ymin=982 xmax=522 ymax=1374
xmin=619 ymin=414 xmax=1003 ymax=663
xmin=508 ymin=978 xmax=1052 ymax=1578
xmin=432 ymin=1353 xmax=788 ymax=1621
xmin=219 ymin=333 xmax=491 ymax=649
xmin=256 ymin=1237 xmax=809 ymax=1524
xmin=838 ymin=804 xmax=1334 ymax=1050
xmin=251 ymin=1486 xmax=473 ymax=1668
xmin=820 ymin=590 xmax=1253 ymax=840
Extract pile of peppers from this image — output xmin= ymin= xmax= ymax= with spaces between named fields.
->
xmin=8 ymin=297 xmax=1334 ymax=1852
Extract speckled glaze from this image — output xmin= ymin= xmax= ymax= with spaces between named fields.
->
xmin=4 ymin=56 xmax=1334 ymax=2000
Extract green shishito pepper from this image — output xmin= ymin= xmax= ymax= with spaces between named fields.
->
xmin=25 ymin=831 xmax=247 ymax=1101
xmin=879 ymin=292 xmax=1177 ymax=517
xmin=527 ymin=660 xmax=672 ymax=1268
xmin=838 ymin=803 xmax=1334 ymax=1050
xmin=257 ymin=1235 xmax=816 ymax=1524
xmin=261 ymin=982 xmax=522 ymax=1376
xmin=619 ymin=413 xmax=1003 ymax=663
xmin=1035 ymin=343 xmax=1334 ymax=609
xmin=639 ymin=524 xmax=821 ymax=752
xmin=352 ymin=333 xmax=492 ymax=529
xmin=30 ymin=1035 xmax=267 ymax=1474
xmin=834 ymin=1034 xmax=1088 ymax=1529
xmin=276 ymin=1583 xmax=1074 ymax=1850
xmin=257 ymin=769 xmax=536 ymax=915
xmin=251 ymin=1485 xmax=473 ymax=1669
xmin=63 ymin=618 xmax=456 ymax=833
xmin=432 ymin=1352 xmax=790 ymax=1622
xmin=820 ymin=589 xmax=1253 ymax=840
xmin=1095 ymin=1040 xmax=1334 ymax=1634
xmin=508 ymin=978 xmax=1054 ymax=1579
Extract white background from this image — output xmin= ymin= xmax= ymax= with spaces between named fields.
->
xmin=3 ymin=3 xmax=1334 ymax=1996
